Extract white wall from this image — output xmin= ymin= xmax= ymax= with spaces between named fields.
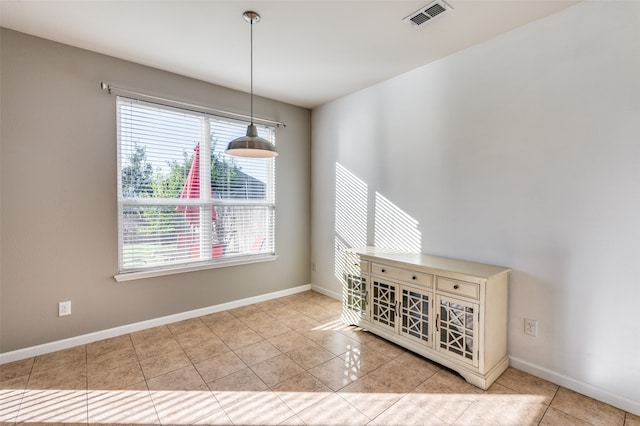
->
xmin=311 ymin=1 xmax=640 ymax=413
xmin=0 ymin=29 xmax=311 ymax=353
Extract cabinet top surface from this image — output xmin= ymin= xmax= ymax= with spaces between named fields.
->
xmin=350 ymin=247 xmax=510 ymax=279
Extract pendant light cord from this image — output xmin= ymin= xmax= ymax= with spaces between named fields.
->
xmin=250 ymin=17 xmax=254 ymax=125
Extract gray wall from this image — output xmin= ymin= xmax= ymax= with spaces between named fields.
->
xmin=0 ymin=29 xmax=311 ymax=352
xmin=312 ymin=1 xmax=640 ymax=412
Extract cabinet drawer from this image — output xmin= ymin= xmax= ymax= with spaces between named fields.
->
xmin=371 ymin=263 xmax=432 ymax=287
xmin=344 ymin=258 xmax=369 ymax=275
xmin=437 ymin=277 xmax=479 ymax=299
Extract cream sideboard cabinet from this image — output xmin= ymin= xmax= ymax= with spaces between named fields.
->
xmin=342 ymin=247 xmax=510 ymax=390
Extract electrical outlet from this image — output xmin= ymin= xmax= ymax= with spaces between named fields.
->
xmin=524 ymin=318 xmax=537 ymax=336
xmin=59 ymin=301 xmax=71 ymax=317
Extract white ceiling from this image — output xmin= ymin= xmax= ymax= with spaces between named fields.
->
xmin=0 ymin=0 xmax=579 ymax=109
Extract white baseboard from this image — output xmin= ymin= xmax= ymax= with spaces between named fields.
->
xmin=509 ymin=356 xmax=640 ymax=416
xmin=0 ymin=284 xmax=311 ymax=365
xmin=310 ymin=284 xmax=341 ymax=300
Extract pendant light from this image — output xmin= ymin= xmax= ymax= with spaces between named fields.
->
xmin=226 ymin=11 xmax=278 ymax=158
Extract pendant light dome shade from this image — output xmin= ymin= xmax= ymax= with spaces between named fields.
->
xmin=226 ymin=124 xmax=278 ymax=158
xmin=226 ymin=11 xmax=278 ymax=158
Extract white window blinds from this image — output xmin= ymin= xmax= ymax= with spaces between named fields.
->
xmin=117 ymin=97 xmax=275 ymax=273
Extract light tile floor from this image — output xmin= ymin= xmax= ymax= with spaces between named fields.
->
xmin=1 ymin=290 xmax=638 ymax=425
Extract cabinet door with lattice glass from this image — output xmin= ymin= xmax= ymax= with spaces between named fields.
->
xmin=370 ymin=278 xmax=399 ymax=332
xmin=399 ymin=285 xmax=433 ymax=347
xmin=343 ymin=269 xmax=368 ymax=325
xmin=436 ymin=295 xmax=479 ymax=367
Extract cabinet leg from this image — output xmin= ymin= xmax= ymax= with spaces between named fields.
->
xmin=458 ymin=356 xmax=510 ymax=390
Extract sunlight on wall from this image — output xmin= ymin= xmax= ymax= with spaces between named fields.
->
xmin=374 ymin=192 xmax=421 ymax=253
xmin=333 ymin=163 xmax=422 ymax=293
xmin=334 ymin=163 xmax=368 ymax=282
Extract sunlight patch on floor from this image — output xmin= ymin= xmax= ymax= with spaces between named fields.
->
xmin=3 ymin=388 xmax=550 ymax=425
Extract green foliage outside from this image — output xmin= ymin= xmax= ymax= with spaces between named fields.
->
xmin=121 ymin=140 xmax=240 ymax=240
xmin=121 ymin=144 xmax=154 ymax=198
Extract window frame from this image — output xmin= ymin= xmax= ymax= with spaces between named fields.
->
xmin=114 ymin=97 xmax=277 ymax=281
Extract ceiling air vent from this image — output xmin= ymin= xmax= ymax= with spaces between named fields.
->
xmin=404 ymin=0 xmax=452 ymax=28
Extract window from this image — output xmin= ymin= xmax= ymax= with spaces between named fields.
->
xmin=116 ymin=97 xmax=275 ymax=276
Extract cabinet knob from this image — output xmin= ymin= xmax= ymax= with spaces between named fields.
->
xmin=381 ymin=269 xmax=386 ymax=273
xmin=412 ymin=276 xmax=417 ymax=280
xmin=453 ymin=284 xmax=460 ymax=290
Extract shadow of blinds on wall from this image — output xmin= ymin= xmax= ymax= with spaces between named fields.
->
xmin=374 ymin=192 xmax=421 ymax=253
xmin=334 ymin=163 xmax=368 ymax=282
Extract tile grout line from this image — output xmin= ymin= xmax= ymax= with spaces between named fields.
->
xmin=85 ymin=344 xmax=89 ymax=424
xmin=138 ymin=334 xmax=163 ymax=426
xmin=536 ymin=385 xmax=562 ymax=425
xmin=14 ymin=356 xmax=37 ymax=425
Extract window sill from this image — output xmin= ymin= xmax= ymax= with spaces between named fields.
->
xmin=114 ymin=254 xmax=278 ymax=282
